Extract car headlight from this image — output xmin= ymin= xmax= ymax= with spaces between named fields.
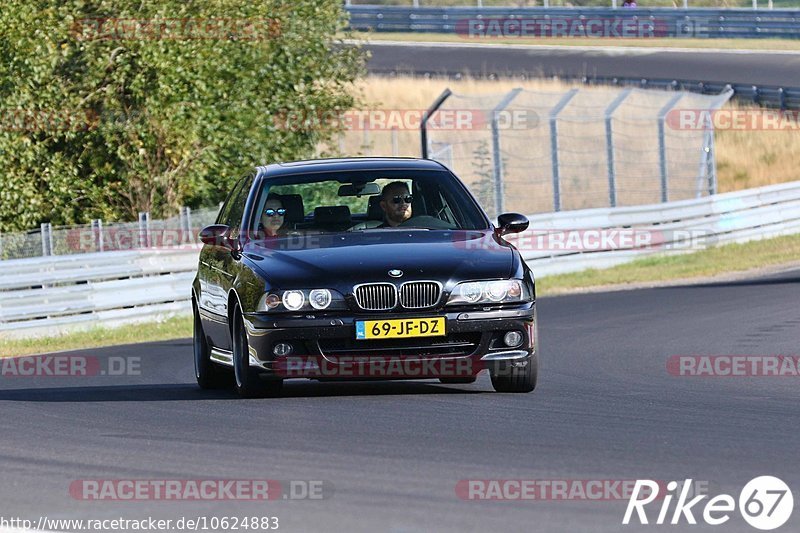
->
xmin=282 ymin=290 xmax=305 ymax=311
xmin=258 ymin=289 xmax=346 ymax=312
xmin=309 ymin=289 xmax=332 ymax=310
xmin=446 ymin=279 xmax=530 ymax=306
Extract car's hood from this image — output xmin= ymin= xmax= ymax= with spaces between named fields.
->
xmin=243 ymin=230 xmax=514 ymax=291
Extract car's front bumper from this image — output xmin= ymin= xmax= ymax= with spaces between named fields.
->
xmin=241 ymin=303 xmax=537 ymax=380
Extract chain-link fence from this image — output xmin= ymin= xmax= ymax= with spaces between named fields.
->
xmin=332 ymin=86 xmax=732 ymax=219
xmin=0 ymin=206 xmax=220 ymax=261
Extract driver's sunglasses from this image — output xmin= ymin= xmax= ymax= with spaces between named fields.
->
xmin=263 ymin=208 xmax=286 ymax=217
xmin=391 ymin=195 xmax=413 ymax=205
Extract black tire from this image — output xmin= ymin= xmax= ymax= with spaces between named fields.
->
xmin=193 ymin=306 xmax=230 ymax=389
xmin=439 ymin=376 xmax=478 ymax=384
xmin=489 ymin=354 xmax=538 ymax=393
xmin=232 ymin=308 xmax=283 ymax=398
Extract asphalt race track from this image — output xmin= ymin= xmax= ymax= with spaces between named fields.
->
xmin=1 ymin=269 xmax=799 ymax=532
xmin=365 ymin=41 xmax=800 ymax=87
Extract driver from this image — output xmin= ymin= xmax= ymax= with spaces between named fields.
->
xmin=378 ymin=181 xmax=413 ymax=228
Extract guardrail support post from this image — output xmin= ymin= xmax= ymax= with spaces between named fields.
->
xmin=549 ymin=89 xmax=578 ymax=212
xmin=604 ymin=88 xmax=631 ymax=208
xmin=491 ymin=88 xmax=522 ymax=218
xmin=657 ymin=93 xmax=684 ymax=203
xmin=421 ymin=89 xmax=452 ymax=158
xmin=138 ymin=212 xmax=151 ymax=248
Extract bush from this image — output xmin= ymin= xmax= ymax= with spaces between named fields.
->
xmin=0 ymin=0 xmax=364 ymax=231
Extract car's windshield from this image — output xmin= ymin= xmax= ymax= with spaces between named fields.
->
xmin=248 ymin=169 xmax=489 ymax=236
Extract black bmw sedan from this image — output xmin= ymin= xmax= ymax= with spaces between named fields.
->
xmin=192 ymin=157 xmax=538 ymax=397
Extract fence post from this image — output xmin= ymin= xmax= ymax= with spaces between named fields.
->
xmin=549 ymin=89 xmax=578 ymax=212
xmin=92 ymin=219 xmax=104 ymax=252
xmin=697 ymin=86 xmax=733 ymax=197
xmin=391 ymin=126 xmax=399 ymax=156
xmin=0 ymin=231 xmax=3 ymax=260
xmin=421 ymin=89 xmax=452 ymax=158
xmin=604 ymin=88 xmax=631 ymax=208
xmin=491 ymin=88 xmax=522 ymax=218
xmin=40 ymin=222 xmax=55 ymax=256
xmin=362 ymin=123 xmax=372 ymax=155
xmin=657 ymin=93 xmax=684 ymax=203
xmin=138 ymin=212 xmax=151 ymax=248
xmin=183 ymin=206 xmax=193 ymax=244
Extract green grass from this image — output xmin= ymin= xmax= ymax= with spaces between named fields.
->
xmin=0 ymin=315 xmax=192 ymax=358
xmin=2 ymin=232 xmax=800 ymax=356
xmin=538 ymin=232 xmax=800 ymax=294
xmin=348 ymin=0 xmax=799 ymax=6
xmin=355 ymin=31 xmax=800 ymax=51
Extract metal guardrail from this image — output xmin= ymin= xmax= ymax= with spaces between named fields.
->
xmin=1 ymin=179 xmax=799 ymax=337
xmin=519 ymin=179 xmax=800 ymax=275
xmin=0 ymin=248 xmax=200 ymax=338
xmin=576 ymin=77 xmax=800 ymax=110
xmin=347 ymin=6 xmax=800 ymax=38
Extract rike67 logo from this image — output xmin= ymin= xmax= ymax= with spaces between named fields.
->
xmin=623 ymin=476 xmax=793 ymax=530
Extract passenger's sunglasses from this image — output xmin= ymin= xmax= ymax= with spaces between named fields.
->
xmin=391 ymin=195 xmax=413 ymax=205
xmin=263 ymin=208 xmax=286 ymax=217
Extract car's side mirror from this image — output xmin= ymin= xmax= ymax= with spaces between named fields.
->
xmin=199 ymin=224 xmax=240 ymax=253
xmin=496 ymin=213 xmax=529 ymax=236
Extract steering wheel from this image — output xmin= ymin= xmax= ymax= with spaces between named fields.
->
xmin=398 ymin=215 xmax=456 ymax=230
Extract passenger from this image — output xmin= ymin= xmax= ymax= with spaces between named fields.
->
xmin=378 ymin=181 xmax=413 ymax=228
xmin=259 ymin=194 xmax=287 ymax=237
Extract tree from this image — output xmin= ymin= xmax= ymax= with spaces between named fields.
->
xmin=0 ymin=0 xmax=364 ymax=231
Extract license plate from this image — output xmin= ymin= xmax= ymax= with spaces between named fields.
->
xmin=356 ymin=317 xmax=446 ymax=340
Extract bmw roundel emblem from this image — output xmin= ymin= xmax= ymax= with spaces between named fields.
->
xmin=388 ymin=269 xmax=403 ymax=278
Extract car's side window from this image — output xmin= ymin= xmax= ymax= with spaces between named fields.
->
xmin=216 ymin=177 xmax=246 ymax=226
xmin=225 ymin=176 xmax=253 ymax=238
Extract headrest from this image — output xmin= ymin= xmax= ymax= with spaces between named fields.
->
xmin=314 ymin=205 xmax=351 ymax=225
xmin=278 ymin=194 xmax=304 ymax=223
xmin=367 ymin=195 xmax=384 ymax=221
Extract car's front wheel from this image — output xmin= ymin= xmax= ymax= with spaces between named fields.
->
xmin=232 ymin=307 xmax=283 ymax=398
xmin=489 ymin=354 xmax=537 ymax=393
xmin=194 ymin=305 xmax=229 ymax=389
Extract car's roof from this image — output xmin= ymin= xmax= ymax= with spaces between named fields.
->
xmin=256 ymin=157 xmax=448 ymax=179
